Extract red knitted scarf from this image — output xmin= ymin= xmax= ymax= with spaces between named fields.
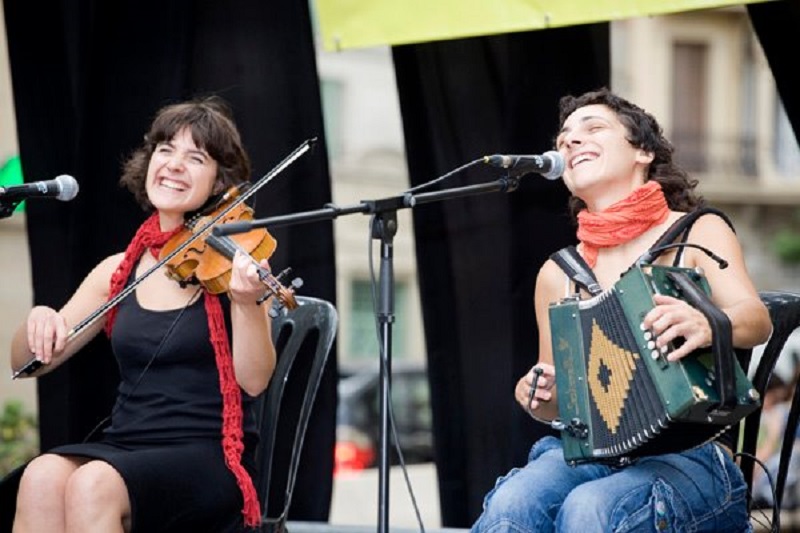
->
xmin=105 ymin=213 xmax=261 ymax=528
xmin=576 ymin=180 xmax=670 ymax=268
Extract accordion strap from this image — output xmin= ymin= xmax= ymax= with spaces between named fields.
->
xmin=666 ymin=269 xmax=738 ymax=410
xmin=550 ymin=245 xmax=602 ymax=296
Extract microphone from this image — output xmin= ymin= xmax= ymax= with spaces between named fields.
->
xmin=483 ymin=151 xmax=565 ymax=180
xmin=0 ymin=174 xmax=79 ymax=202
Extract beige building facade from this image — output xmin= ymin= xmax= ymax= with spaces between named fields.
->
xmin=613 ymin=8 xmax=800 ymax=292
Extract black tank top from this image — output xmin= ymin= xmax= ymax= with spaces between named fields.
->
xmin=104 ymin=289 xmax=258 ymax=443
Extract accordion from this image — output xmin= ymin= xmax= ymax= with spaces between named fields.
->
xmin=549 ymin=264 xmax=760 ymax=464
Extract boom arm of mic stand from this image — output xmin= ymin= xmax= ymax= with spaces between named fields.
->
xmin=211 ymin=203 xmax=370 ymax=236
xmin=211 ymin=174 xmax=521 ymax=236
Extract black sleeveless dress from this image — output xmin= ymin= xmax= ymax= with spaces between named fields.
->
xmin=49 ymin=288 xmax=260 ymax=532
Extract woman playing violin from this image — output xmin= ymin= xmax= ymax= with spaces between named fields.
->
xmin=10 ymin=96 xmax=275 ymax=532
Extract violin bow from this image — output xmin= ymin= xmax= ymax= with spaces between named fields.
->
xmin=12 ymin=138 xmax=315 ymax=379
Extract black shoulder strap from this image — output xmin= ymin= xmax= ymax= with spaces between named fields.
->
xmin=646 ymin=206 xmax=735 ymax=265
xmin=550 ymin=245 xmax=603 ymax=296
xmin=652 ymin=206 xmax=734 ymax=249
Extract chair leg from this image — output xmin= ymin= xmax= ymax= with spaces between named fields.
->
xmin=0 ymin=462 xmax=27 ymax=533
xmin=262 ymin=517 xmax=288 ymax=533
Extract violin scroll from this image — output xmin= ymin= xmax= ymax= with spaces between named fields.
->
xmin=257 ymin=267 xmax=304 ymax=317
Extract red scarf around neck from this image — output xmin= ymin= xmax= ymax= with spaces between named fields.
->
xmin=105 ymin=213 xmax=261 ymax=528
xmin=576 ymin=180 xmax=670 ymax=268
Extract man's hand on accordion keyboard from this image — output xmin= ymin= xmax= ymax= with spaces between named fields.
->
xmin=642 ymin=293 xmax=713 ymax=362
xmin=517 ymin=363 xmax=556 ymax=420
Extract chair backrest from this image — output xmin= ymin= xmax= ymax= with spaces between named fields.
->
xmin=740 ymin=291 xmax=800 ymax=513
xmin=254 ymin=295 xmax=338 ymax=532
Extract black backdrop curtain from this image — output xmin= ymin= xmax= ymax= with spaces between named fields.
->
xmin=393 ymin=25 xmax=610 ymax=527
xmin=747 ymin=0 xmax=800 ymax=144
xmin=4 ymin=0 xmax=337 ymax=522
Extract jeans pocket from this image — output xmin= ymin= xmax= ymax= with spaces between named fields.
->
xmin=654 ymin=445 xmax=750 ymax=532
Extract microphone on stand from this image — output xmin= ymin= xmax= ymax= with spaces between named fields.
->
xmin=0 ymin=174 xmax=79 ymax=202
xmin=0 ymin=174 xmax=80 ymax=202
xmin=1 ymin=174 xmax=79 ymax=219
xmin=483 ymin=151 xmax=565 ymax=180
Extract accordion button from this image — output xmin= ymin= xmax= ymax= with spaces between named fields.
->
xmin=651 ymin=350 xmax=659 ymax=360
xmin=643 ymin=331 xmax=652 ymax=340
xmin=647 ymin=340 xmax=656 ymax=349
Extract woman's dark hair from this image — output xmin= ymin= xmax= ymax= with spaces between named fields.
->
xmin=557 ymin=87 xmax=703 ymax=220
xmin=120 ymin=96 xmax=251 ymax=210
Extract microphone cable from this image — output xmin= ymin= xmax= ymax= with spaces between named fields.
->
xmin=82 ymin=287 xmax=202 ymax=443
xmin=636 ymin=242 xmax=729 ymax=269
xmin=366 ymin=214 xmax=428 ymax=533
xmin=403 ymin=158 xmax=484 ymax=195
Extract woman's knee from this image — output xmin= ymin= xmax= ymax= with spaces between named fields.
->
xmin=18 ymin=454 xmax=79 ymax=502
xmin=64 ymin=461 xmax=130 ymax=516
xmin=473 ymin=470 xmax=554 ymax=533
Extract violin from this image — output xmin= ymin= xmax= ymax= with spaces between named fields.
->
xmin=11 ymin=139 xmax=314 ymax=379
xmin=159 ymin=184 xmax=301 ymax=310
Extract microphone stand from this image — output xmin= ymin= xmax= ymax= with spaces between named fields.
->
xmin=214 ymin=173 xmax=522 ymax=533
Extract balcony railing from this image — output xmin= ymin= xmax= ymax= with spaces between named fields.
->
xmin=669 ymin=131 xmax=800 ymax=203
xmin=672 ymin=131 xmax=759 ymax=179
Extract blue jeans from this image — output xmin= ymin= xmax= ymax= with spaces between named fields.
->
xmin=472 ymin=436 xmax=751 ymax=533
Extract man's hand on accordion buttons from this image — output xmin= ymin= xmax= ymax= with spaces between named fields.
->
xmin=642 ymin=294 xmax=712 ymax=362
xmin=517 ymin=363 xmax=555 ymax=415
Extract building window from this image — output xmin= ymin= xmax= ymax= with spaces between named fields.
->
xmin=348 ymin=279 xmax=408 ymax=362
xmin=774 ymin=94 xmax=800 ymax=180
xmin=671 ymin=41 xmax=708 ymax=172
xmin=739 ymin=36 xmax=758 ymax=177
xmin=320 ymin=77 xmax=343 ymax=161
